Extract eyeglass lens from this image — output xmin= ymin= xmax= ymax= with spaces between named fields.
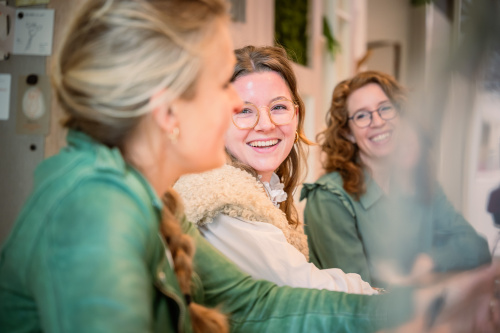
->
xmin=233 ymin=99 xmax=295 ymax=129
xmin=351 ymin=105 xmax=397 ymax=128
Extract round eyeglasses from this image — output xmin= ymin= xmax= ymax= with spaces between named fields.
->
xmin=348 ymin=104 xmax=398 ymax=128
xmin=232 ymin=98 xmax=298 ymax=130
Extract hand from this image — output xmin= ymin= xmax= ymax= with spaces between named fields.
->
xmin=379 ymin=261 xmax=500 ymax=333
xmin=374 ymin=254 xmax=436 ymax=286
xmin=419 ymin=261 xmax=500 ymax=332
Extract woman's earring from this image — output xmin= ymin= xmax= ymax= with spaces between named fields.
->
xmin=168 ymin=127 xmax=180 ymax=143
xmin=294 ymin=131 xmax=299 ymax=143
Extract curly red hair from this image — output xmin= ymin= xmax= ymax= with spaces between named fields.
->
xmin=318 ymin=71 xmax=407 ymax=199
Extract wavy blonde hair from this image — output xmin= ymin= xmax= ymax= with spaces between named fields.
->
xmin=51 ymin=0 xmax=229 ymax=331
xmin=319 ymin=71 xmax=407 ymax=199
xmin=229 ymin=45 xmax=313 ymax=228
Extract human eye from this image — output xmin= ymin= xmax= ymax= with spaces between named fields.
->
xmin=379 ymin=105 xmax=394 ymax=112
xmin=354 ymin=111 xmax=369 ymax=120
xmin=271 ymin=101 xmax=292 ymax=114
xmin=272 ymin=104 xmax=287 ymax=111
xmin=236 ymin=105 xmax=256 ymax=117
xmin=379 ymin=105 xmax=397 ymax=119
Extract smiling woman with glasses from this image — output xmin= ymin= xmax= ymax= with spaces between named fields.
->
xmin=174 ymin=45 xmax=379 ymax=295
xmin=301 ymin=70 xmax=491 ymax=289
xmin=233 ymin=98 xmax=297 ymax=129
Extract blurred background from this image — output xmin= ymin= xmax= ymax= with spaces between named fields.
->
xmin=0 ymin=0 xmax=498 ymax=255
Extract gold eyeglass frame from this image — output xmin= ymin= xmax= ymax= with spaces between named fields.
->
xmin=232 ymin=98 xmax=298 ymax=130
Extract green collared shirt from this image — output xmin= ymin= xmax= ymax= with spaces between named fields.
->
xmin=301 ymin=171 xmax=491 ymax=287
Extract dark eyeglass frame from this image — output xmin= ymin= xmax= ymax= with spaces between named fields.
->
xmin=348 ymin=104 xmax=399 ymax=128
xmin=232 ymin=98 xmax=298 ymax=130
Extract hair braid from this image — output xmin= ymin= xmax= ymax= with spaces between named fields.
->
xmin=161 ymin=189 xmax=228 ymax=333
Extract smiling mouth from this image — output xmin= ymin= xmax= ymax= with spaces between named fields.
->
xmin=370 ymin=132 xmax=391 ymax=143
xmin=248 ymin=139 xmax=280 ymax=148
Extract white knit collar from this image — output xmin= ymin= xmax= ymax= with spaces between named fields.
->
xmin=260 ymin=173 xmax=287 ymax=207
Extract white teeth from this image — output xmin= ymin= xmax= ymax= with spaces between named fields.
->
xmin=371 ymin=132 xmax=391 ymax=142
xmin=249 ymin=139 xmax=279 ymax=147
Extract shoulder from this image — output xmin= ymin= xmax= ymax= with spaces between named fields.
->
xmin=301 ymin=172 xmax=360 ymax=218
xmin=174 ymin=164 xmax=268 ymax=225
xmin=19 ymin=145 xmax=159 ymax=245
xmin=300 ymin=171 xmax=347 ymax=200
xmin=175 ymin=164 xmax=262 ymax=197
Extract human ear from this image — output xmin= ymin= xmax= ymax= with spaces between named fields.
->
xmin=150 ymin=89 xmax=178 ymax=135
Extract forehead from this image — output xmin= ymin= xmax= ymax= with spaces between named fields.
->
xmin=233 ymin=71 xmax=291 ymax=102
xmin=347 ymin=83 xmax=389 ymax=113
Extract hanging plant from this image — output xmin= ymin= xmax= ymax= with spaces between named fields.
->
xmin=274 ymin=0 xmax=309 ymax=66
xmin=323 ymin=16 xmax=341 ymax=60
xmin=411 ymin=0 xmax=432 ymax=6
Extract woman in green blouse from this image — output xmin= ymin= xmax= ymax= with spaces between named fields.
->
xmin=302 ymin=71 xmax=491 ymax=288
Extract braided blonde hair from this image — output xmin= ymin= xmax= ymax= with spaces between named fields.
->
xmin=51 ymin=0 xmax=229 ymax=331
xmin=162 ymin=189 xmax=227 ymax=332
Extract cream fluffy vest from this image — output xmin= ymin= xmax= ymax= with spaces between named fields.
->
xmin=174 ymin=164 xmax=309 ymax=259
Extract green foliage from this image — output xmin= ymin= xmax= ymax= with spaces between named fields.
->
xmin=411 ymin=0 xmax=432 ymax=6
xmin=274 ymin=0 xmax=309 ymax=66
xmin=323 ymin=16 xmax=341 ymax=60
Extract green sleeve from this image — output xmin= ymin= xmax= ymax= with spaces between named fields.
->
xmin=32 ymin=181 xmax=156 ymax=333
xmin=303 ymin=185 xmax=373 ymax=284
xmin=429 ymin=186 xmax=491 ymax=271
xmin=183 ymin=218 xmax=414 ymax=332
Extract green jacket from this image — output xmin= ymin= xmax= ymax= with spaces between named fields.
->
xmin=301 ymin=171 xmax=491 ymax=287
xmin=0 ymin=131 xmax=414 ymax=333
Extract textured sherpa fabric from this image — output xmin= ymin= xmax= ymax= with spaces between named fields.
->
xmin=174 ymin=164 xmax=309 ymax=259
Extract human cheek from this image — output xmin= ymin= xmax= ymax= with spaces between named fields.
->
xmin=225 ymin=127 xmax=248 ymax=161
xmin=349 ymin=125 xmax=364 ymax=145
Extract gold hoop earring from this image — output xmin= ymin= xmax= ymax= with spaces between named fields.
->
xmin=294 ymin=131 xmax=299 ymax=143
xmin=168 ymin=127 xmax=179 ymax=143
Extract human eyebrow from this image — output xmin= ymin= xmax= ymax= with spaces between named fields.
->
xmin=269 ymin=96 xmax=290 ymax=103
xmin=353 ymin=100 xmax=391 ymax=113
xmin=353 ymin=107 xmax=371 ymax=114
xmin=377 ymin=100 xmax=392 ymax=107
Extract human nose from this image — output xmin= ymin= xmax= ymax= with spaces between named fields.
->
xmin=253 ymin=107 xmax=275 ymax=131
xmin=370 ymin=110 xmax=386 ymax=127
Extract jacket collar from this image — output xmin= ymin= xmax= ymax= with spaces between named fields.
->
xmin=174 ymin=164 xmax=309 ymax=259
xmin=66 ymin=130 xmax=163 ymax=211
xmin=359 ymin=172 xmax=384 ymax=210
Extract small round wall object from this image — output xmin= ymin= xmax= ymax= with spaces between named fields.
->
xmin=22 ymin=75 xmax=45 ymax=121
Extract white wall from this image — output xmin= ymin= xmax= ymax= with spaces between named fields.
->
xmin=465 ymin=91 xmax=500 ymax=253
xmin=366 ymin=0 xmax=411 ymax=85
xmin=230 ymin=1 xmax=274 ymax=48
